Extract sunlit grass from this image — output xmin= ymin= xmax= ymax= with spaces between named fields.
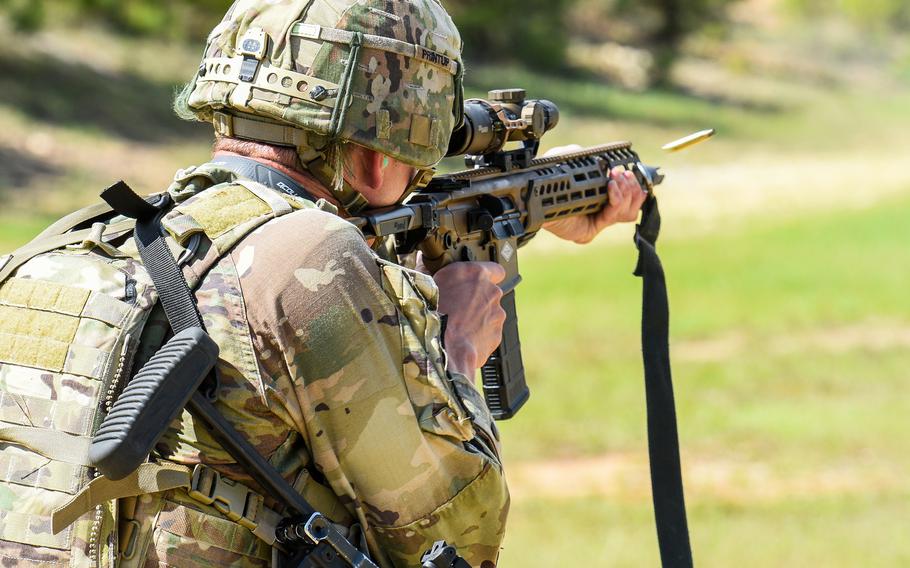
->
xmin=500 ymin=194 xmax=910 ymax=462
xmin=493 ymin=192 xmax=910 ymax=563
xmin=500 ymin=491 xmax=910 ymax=567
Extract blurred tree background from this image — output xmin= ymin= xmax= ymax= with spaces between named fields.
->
xmin=2 ymin=0 xmax=907 ymax=85
xmin=0 ymin=1 xmax=909 ymax=566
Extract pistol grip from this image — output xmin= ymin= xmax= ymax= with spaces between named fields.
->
xmin=480 ymin=289 xmax=529 ymax=420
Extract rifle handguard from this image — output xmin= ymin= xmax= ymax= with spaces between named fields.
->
xmin=90 ymin=327 xmax=219 ymax=480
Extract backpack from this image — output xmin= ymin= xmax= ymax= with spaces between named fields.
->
xmin=0 ymin=164 xmax=314 ymax=566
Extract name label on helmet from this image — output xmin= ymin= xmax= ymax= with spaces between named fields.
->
xmin=418 ymin=48 xmax=451 ymax=68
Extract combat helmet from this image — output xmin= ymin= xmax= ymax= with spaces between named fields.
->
xmin=176 ymin=0 xmax=464 ymax=213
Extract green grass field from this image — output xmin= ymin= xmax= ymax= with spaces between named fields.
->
xmin=1 ymin=12 xmax=909 ymax=567
xmin=496 ymin=195 xmax=910 ymax=566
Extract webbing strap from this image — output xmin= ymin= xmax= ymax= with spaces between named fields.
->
xmin=32 ymin=202 xmax=114 ymax=242
xmin=52 ymin=460 xmax=287 ymax=548
xmin=634 ymin=196 xmax=694 ymax=568
xmin=128 ymin=197 xmax=204 ymax=335
xmin=0 ymin=218 xmax=136 ymax=285
xmin=187 ymin=464 xmax=284 ymax=545
xmin=101 ymin=181 xmax=160 ymax=220
xmin=211 ymin=112 xmax=326 ymax=167
xmin=0 ymin=425 xmax=92 ymax=465
xmin=52 ymin=462 xmax=192 ymax=534
xmin=213 ymin=112 xmax=311 ymax=148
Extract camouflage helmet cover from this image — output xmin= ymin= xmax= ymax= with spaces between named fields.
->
xmin=183 ymin=0 xmax=464 ymax=169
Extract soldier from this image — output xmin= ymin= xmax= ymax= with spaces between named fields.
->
xmin=0 ymin=0 xmax=646 ymax=566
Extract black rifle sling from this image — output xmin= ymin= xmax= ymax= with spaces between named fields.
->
xmin=100 ymin=182 xmax=318 ymax=518
xmin=101 ymin=181 xmax=379 ymax=568
xmin=633 ymin=195 xmax=694 ymax=568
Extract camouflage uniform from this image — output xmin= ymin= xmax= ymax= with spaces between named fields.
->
xmin=137 ymin=168 xmax=509 ymax=567
xmin=1 ymin=0 xmax=510 ymax=565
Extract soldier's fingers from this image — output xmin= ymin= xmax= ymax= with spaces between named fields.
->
xmin=609 ymin=172 xmax=632 ymax=215
xmin=435 ymin=260 xmax=504 ymax=284
xmin=606 ymin=180 xmax=624 ymax=214
xmin=589 ymin=182 xmax=621 ymax=232
xmin=473 ymin=261 xmax=507 ymax=285
xmin=619 ymin=171 xmax=645 ymax=219
xmin=615 ymin=174 xmax=636 ymax=213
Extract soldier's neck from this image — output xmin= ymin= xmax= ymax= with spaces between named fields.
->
xmin=212 ymin=150 xmax=344 ymax=214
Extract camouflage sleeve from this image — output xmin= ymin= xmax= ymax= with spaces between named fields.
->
xmin=231 ymin=209 xmax=509 ymax=568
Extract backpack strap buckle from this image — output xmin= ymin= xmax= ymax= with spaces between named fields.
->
xmin=189 ymin=464 xmax=261 ymax=531
xmin=188 ymin=464 xmax=282 ymax=544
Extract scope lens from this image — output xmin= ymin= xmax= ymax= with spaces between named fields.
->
xmin=447 ymin=99 xmax=502 ymax=157
xmin=446 ymin=96 xmax=561 ymax=157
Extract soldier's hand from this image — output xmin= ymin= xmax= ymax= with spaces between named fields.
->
xmin=541 ymin=145 xmax=648 ymax=244
xmin=434 ymin=262 xmax=507 ymax=376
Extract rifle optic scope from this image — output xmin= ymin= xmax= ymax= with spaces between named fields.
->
xmin=447 ymin=89 xmax=559 ymax=157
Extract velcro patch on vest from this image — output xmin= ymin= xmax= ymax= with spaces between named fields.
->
xmin=0 ymin=306 xmax=78 ymax=371
xmin=0 ymin=279 xmax=90 ymax=318
xmin=0 ymin=391 xmax=94 ymax=437
xmin=0 ymin=306 xmax=112 ymax=378
xmin=0 ymin=446 xmax=83 ymax=494
xmin=0 ymin=306 xmax=79 ymax=344
xmin=170 ymin=185 xmax=271 ymax=241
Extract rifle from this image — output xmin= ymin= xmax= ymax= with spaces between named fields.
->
xmin=354 ymin=89 xmax=706 ymax=566
xmin=351 ymin=89 xmax=665 ymax=420
xmin=87 ymin=88 xmax=703 ymax=567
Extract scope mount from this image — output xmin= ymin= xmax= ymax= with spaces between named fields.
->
xmin=465 ymin=139 xmax=541 ymax=172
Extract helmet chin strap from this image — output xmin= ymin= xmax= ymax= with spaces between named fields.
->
xmin=302 ymin=150 xmax=370 ymax=215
